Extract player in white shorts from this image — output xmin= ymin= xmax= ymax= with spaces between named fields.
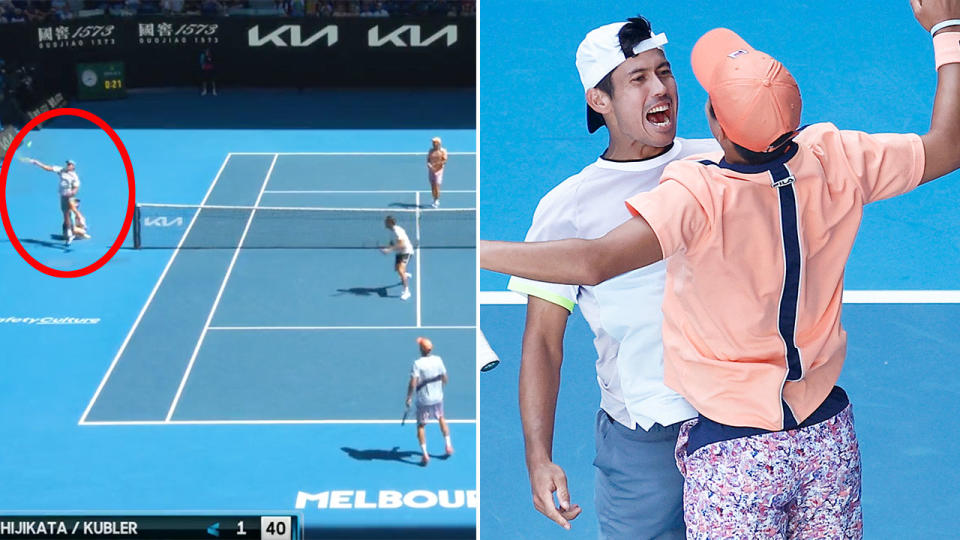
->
xmin=381 ymin=215 xmax=415 ymax=300
xmin=30 ymin=158 xmax=89 ymax=246
xmin=406 ymin=337 xmax=454 ymax=466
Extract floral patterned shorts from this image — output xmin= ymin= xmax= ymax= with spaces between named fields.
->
xmin=675 ymin=404 xmax=862 ymax=539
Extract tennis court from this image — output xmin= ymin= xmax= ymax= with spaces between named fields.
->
xmin=0 ymin=115 xmax=477 ymax=537
xmin=83 ymin=152 xmax=476 ymax=424
xmin=478 ymin=1 xmax=960 ymax=539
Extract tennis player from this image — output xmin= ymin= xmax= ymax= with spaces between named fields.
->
xmin=405 ymin=337 xmax=454 ymax=466
xmin=381 ymin=216 xmax=414 ymax=300
xmin=30 ymin=158 xmax=89 ymax=245
xmin=481 ymin=1 xmax=960 ymax=535
xmin=506 ymin=15 xmax=717 ymax=537
xmin=426 ymin=137 xmax=448 ymax=208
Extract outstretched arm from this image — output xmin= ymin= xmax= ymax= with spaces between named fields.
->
xmin=31 ymin=160 xmax=55 ymax=172
xmin=479 ymin=214 xmax=663 ymax=286
xmin=913 ymin=0 xmax=960 ymax=183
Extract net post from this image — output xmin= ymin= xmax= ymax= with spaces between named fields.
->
xmin=132 ymin=204 xmax=141 ymax=249
xmin=415 ymin=192 xmax=422 ymax=249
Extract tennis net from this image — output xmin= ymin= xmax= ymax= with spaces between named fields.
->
xmin=132 ymin=203 xmax=476 ymax=249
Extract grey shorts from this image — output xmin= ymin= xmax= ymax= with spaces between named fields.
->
xmin=416 ymin=402 xmax=443 ymax=425
xmin=594 ymin=410 xmax=686 ymax=540
xmin=60 ymin=196 xmax=74 ymax=213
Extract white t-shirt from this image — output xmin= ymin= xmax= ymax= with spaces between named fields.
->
xmin=392 ymin=225 xmax=415 ymax=255
xmin=508 ymin=138 xmax=719 ymax=430
xmin=411 ymin=354 xmax=446 ymax=406
xmin=52 ymin=166 xmax=80 ymax=197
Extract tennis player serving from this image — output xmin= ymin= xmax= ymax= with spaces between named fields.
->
xmin=405 ymin=337 xmax=454 ymax=466
xmin=30 ymin=158 xmax=89 ymax=246
xmin=381 ymin=216 xmax=414 ymax=300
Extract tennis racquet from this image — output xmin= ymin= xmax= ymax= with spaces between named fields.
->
xmin=401 ymin=403 xmax=411 ymax=426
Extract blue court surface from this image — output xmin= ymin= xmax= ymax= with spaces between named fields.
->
xmin=0 ymin=99 xmax=477 ymax=537
xmin=479 ymin=1 xmax=960 ymax=539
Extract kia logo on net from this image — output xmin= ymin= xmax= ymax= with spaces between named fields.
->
xmin=143 ymin=216 xmax=183 ymax=227
xmin=247 ymin=25 xmax=338 ymax=47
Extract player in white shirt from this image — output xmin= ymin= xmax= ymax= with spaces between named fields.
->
xmin=405 ymin=337 xmax=454 ymax=466
xmin=380 ymin=215 xmax=415 ymax=300
xmin=30 ymin=158 xmax=89 ymax=246
xmin=503 ymin=16 xmax=719 ymax=538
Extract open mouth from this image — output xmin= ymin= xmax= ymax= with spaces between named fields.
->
xmin=646 ymin=103 xmax=672 ymax=128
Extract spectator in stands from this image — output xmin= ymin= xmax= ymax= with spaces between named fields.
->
xmin=161 ymin=0 xmax=183 ymax=13
xmin=290 ymin=0 xmax=303 ymax=16
xmin=332 ymin=0 xmax=356 ymax=16
xmin=0 ymin=0 xmax=15 ymax=22
xmin=51 ymin=0 xmax=73 ymax=19
xmin=317 ymin=0 xmax=331 ymax=16
xmin=200 ymin=0 xmax=221 ymax=15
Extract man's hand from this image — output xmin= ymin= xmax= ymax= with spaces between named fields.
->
xmin=527 ymin=459 xmax=582 ymax=530
xmin=405 ymin=396 xmax=412 ymax=408
xmin=911 ymin=0 xmax=960 ymax=33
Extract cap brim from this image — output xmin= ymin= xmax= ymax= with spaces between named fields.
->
xmin=587 ymin=105 xmax=604 ymax=133
xmin=691 ymin=28 xmax=752 ymax=93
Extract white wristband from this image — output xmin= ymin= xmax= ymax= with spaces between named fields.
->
xmin=931 ymin=19 xmax=960 ymax=36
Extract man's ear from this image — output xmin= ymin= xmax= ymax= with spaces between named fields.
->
xmin=586 ymin=87 xmax=612 ymax=115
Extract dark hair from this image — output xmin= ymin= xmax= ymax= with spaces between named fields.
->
xmin=594 ymin=15 xmax=654 ymax=97
xmin=385 ymin=216 xmax=396 ymax=227
xmin=708 ymin=104 xmax=794 ymax=164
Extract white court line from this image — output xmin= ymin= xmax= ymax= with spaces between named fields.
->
xmin=479 ymin=291 xmax=526 ymax=305
xmin=78 ymin=155 xmax=234 ymax=426
xmin=477 ymin=290 xmax=960 ymax=305
xmin=840 ymin=290 xmax=960 ymax=303
xmin=263 ymin=189 xmax=475 ymax=194
xmin=80 ymin=419 xmax=476 ymax=426
xmin=415 ymin=191 xmax=422 ymax=327
xmin=137 ymin=202 xmax=475 ymax=212
xmin=228 ymin=152 xmax=476 ymax=156
xmin=207 ymin=325 xmax=476 ymax=330
xmin=165 ymin=154 xmax=280 ymax=422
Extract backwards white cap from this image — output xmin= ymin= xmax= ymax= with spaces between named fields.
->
xmin=575 ymin=23 xmax=668 ymax=92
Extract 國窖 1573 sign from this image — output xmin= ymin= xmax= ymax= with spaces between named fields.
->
xmin=37 ymin=23 xmax=118 ymax=49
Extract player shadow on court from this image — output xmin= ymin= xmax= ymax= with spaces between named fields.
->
xmin=388 ymin=202 xmax=430 ymax=210
xmin=341 ymin=446 xmax=451 ymax=467
xmin=334 ymin=283 xmax=405 ymax=298
xmin=20 ymin=237 xmax=71 ymax=251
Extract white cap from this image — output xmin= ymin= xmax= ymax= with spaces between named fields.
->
xmin=575 ymin=23 xmax=668 ymax=91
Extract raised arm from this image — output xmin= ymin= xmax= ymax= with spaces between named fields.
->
xmin=479 ymin=214 xmax=663 ymax=285
xmin=31 ymin=159 xmax=55 ymax=172
xmin=913 ymin=0 xmax=960 ymax=183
